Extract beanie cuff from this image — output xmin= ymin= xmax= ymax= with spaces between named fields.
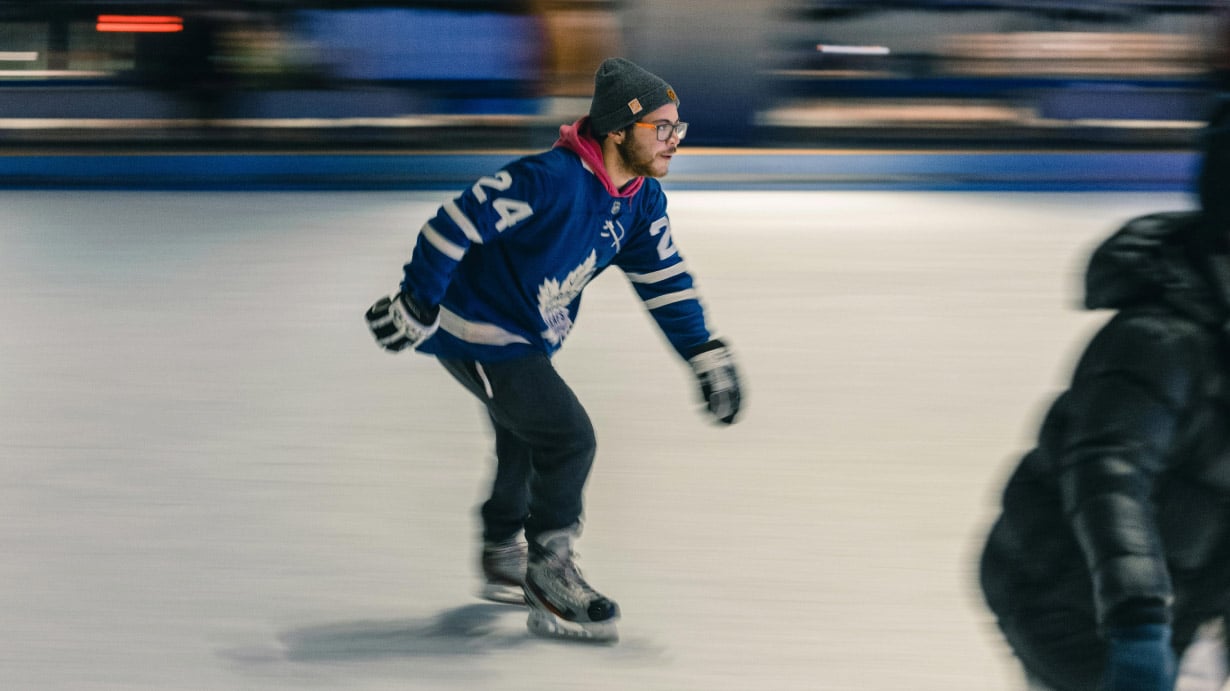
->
xmin=588 ymin=58 xmax=679 ymax=137
xmin=592 ymin=87 xmax=677 ymax=136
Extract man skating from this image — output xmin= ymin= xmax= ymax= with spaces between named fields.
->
xmin=366 ymin=58 xmax=742 ymax=642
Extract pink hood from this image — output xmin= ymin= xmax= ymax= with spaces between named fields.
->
xmin=553 ymin=117 xmax=645 ymax=198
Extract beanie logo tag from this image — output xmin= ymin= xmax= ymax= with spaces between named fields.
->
xmin=627 ymin=98 xmax=643 ymax=115
xmin=666 ymin=88 xmax=676 ymax=102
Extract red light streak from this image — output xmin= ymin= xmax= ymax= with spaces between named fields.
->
xmin=96 ymin=15 xmax=183 ymax=33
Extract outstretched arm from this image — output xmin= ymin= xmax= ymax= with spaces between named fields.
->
xmin=366 ymin=164 xmax=539 ymax=353
xmin=1057 ymin=314 xmax=1201 ymax=690
xmin=616 ymin=209 xmax=741 ymax=424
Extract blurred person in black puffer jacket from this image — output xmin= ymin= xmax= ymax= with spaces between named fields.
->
xmin=979 ymin=100 xmax=1230 ymax=691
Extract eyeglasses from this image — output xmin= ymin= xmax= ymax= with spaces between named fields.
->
xmin=633 ymin=121 xmax=688 ymax=141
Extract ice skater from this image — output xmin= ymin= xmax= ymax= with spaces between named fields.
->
xmin=365 ymin=57 xmax=742 ymax=642
xmin=979 ymin=100 xmax=1230 ymax=691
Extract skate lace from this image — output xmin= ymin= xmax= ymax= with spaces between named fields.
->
xmin=544 ymin=549 xmax=601 ymax=601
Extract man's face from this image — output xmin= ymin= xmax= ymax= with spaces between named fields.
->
xmin=616 ymin=103 xmax=681 ymax=179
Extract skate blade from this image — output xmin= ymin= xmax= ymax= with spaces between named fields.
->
xmin=527 ymin=608 xmax=619 ymax=644
xmin=479 ymin=582 xmax=526 ymax=605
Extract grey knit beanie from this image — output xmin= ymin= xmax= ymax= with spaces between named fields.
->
xmin=588 ymin=57 xmax=679 ymax=137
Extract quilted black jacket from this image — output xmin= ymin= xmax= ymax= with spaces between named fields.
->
xmin=980 ymin=211 xmax=1230 ymax=647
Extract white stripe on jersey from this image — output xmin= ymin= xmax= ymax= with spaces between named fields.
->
xmin=420 ymin=221 xmax=466 ymax=261
xmin=643 ymin=289 xmax=698 ymax=310
xmin=444 ymin=199 xmax=483 ymax=244
xmin=439 ymin=306 xmax=531 ymax=346
xmin=625 ymin=262 xmax=688 ymax=284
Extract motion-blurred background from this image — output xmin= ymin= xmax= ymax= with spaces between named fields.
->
xmin=3 ymin=5 xmax=1226 ymax=688
xmin=0 ymin=0 xmax=1226 ymax=152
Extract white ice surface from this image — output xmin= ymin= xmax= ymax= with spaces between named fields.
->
xmin=0 ymin=189 xmax=1195 ymax=690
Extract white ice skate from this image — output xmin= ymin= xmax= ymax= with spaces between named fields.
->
xmin=523 ymin=528 xmax=620 ymax=643
xmin=479 ymin=535 xmax=527 ymax=605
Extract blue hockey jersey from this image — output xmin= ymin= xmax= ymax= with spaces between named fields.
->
xmin=401 ymin=117 xmax=714 ymax=363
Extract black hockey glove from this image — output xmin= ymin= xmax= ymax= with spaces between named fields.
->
xmin=365 ymin=292 xmax=439 ymax=352
xmin=687 ymin=339 xmax=741 ymax=425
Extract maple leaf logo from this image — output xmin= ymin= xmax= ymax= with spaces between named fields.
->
xmin=538 ymin=251 xmax=598 ymax=345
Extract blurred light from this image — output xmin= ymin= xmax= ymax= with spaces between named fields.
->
xmin=816 ymin=44 xmax=891 ymax=56
xmin=96 ymin=15 xmax=183 ymax=33
xmin=0 ymin=71 xmax=108 ymax=77
xmin=0 ymin=51 xmax=38 ymax=61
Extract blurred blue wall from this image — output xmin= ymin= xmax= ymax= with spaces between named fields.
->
xmin=298 ymin=8 xmax=540 ymax=82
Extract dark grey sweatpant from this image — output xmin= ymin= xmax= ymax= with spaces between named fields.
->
xmin=438 ymin=354 xmax=596 ymax=544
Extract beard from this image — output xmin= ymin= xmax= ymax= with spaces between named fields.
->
xmin=616 ymin=135 xmax=671 ymax=179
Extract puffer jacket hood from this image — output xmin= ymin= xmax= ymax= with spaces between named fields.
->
xmin=1084 ymin=211 xmax=1230 ymax=327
